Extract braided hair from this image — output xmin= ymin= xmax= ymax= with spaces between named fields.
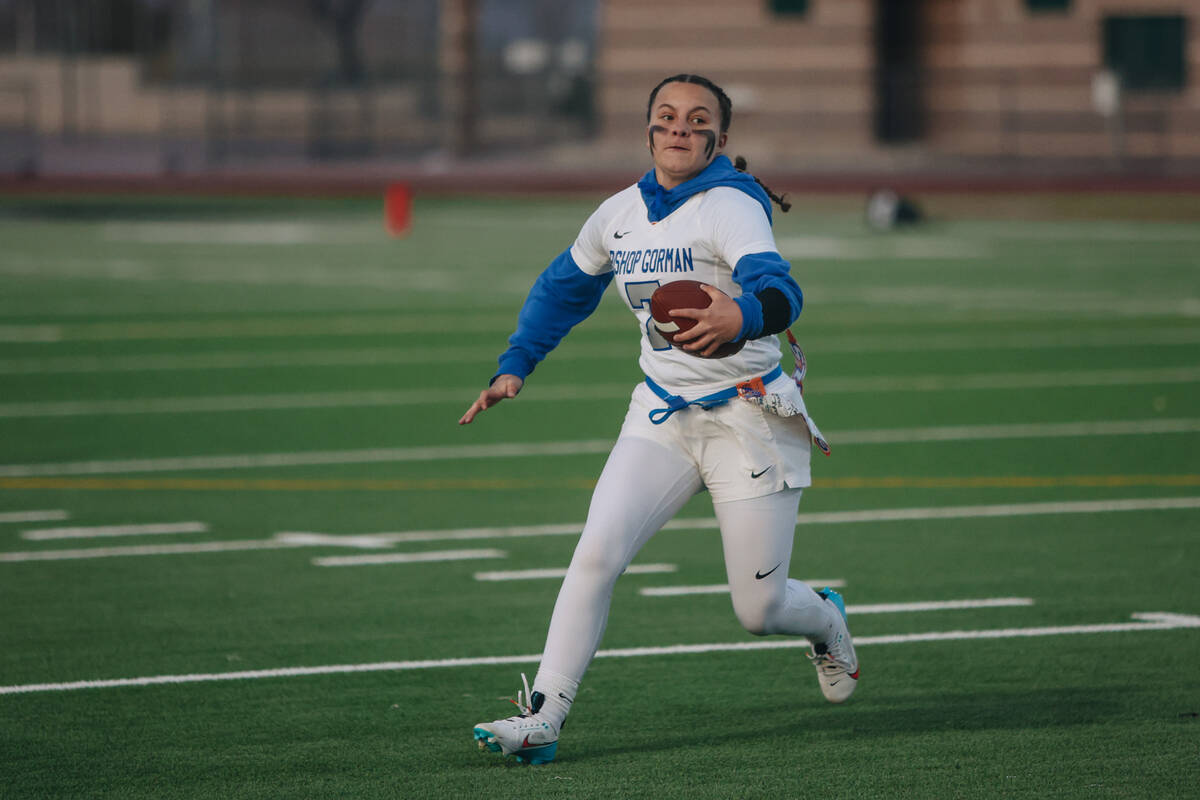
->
xmin=733 ymin=155 xmax=791 ymax=213
xmin=646 ymin=74 xmax=790 ymax=214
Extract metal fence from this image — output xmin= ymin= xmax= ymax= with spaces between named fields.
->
xmin=0 ymin=0 xmax=599 ymax=171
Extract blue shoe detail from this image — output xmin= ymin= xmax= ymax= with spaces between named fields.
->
xmin=820 ymin=587 xmax=848 ymax=620
xmin=474 ymin=727 xmax=557 ymax=765
xmin=515 ymin=741 xmax=557 ymax=765
xmin=473 ymin=727 xmax=502 ymax=753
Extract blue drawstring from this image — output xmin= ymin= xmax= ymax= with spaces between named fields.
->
xmin=645 ymin=366 xmax=783 ymax=424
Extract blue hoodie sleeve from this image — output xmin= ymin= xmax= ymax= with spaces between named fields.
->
xmin=494 ymin=248 xmax=613 ymax=382
xmin=730 ymin=251 xmax=803 ymax=340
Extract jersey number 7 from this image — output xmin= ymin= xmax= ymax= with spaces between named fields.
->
xmin=624 ymin=280 xmax=672 ymax=351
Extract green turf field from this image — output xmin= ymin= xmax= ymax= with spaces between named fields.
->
xmin=0 ymin=192 xmax=1197 ymax=799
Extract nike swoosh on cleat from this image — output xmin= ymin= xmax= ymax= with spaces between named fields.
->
xmin=521 ymin=736 xmax=535 ymax=748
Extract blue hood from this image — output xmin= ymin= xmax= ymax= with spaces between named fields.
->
xmin=637 ymin=154 xmax=773 ymax=224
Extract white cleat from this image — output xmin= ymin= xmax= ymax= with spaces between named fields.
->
xmin=473 ymin=673 xmax=559 ymax=765
xmin=808 ymin=587 xmax=859 ymax=703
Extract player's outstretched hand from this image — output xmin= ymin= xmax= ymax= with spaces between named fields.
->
xmin=459 ymin=374 xmax=524 ymax=425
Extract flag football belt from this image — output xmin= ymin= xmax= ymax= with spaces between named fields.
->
xmin=645 ymin=365 xmax=783 ymax=425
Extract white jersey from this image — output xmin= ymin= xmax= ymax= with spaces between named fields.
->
xmin=569 ymin=184 xmax=786 ymax=400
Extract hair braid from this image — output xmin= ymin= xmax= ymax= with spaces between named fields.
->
xmin=734 ymin=156 xmax=791 ymax=213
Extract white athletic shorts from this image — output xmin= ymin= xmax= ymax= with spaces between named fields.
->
xmin=616 ymin=371 xmax=813 ymax=504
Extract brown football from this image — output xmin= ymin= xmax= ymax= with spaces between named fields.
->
xmin=649 ymin=280 xmax=746 ymax=359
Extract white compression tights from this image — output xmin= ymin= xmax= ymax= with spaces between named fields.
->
xmin=537 ymin=435 xmax=832 ymax=690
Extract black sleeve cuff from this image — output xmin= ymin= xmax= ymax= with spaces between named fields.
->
xmin=756 ymin=287 xmax=793 ymax=336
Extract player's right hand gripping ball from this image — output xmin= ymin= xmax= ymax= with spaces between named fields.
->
xmin=650 ymin=279 xmax=746 ymax=359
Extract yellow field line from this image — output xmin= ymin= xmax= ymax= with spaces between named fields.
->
xmin=0 ymin=475 xmax=1197 ymax=492
xmin=819 ymin=475 xmax=1200 ymax=489
xmin=0 ymin=477 xmax=597 ymax=491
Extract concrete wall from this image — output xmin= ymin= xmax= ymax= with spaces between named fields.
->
xmin=2 ymin=0 xmax=1198 ymax=173
xmin=589 ymin=0 xmax=1200 ymax=171
xmin=0 ymin=55 xmax=423 ymax=147
xmin=923 ymin=0 xmax=1200 ymax=163
xmin=591 ymin=0 xmax=876 ymax=167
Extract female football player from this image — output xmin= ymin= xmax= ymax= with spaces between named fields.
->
xmin=459 ymin=74 xmax=857 ymax=765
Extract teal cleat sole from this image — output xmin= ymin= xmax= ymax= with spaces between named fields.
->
xmin=473 ymin=727 xmax=557 ymax=765
xmin=515 ymin=742 xmax=557 ymax=765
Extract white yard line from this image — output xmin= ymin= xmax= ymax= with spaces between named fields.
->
xmin=0 ymin=324 xmax=62 ymax=343
xmin=848 ymin=597 xmax=1033 ymax=613
xmin=0 ymin=313 xmax=626 ymax=344
xmin=640 ymin=580 xmax=845 ymax=596
xmin=0 ymin=298 xmax=493 ymax=318
xmin=0 ymin=539 xmax=309 ymax=562
xmin=836 ymin=418 xmax=1200 ymax=444
xmin=1 ymin=365 xmax=1197 ymax=418
xmin=951 ymin=221 xmax=1200 ymax=242
xmin=811 ymin=327 xmax=1200 ymax=353
xmin=303 ymin=496 xmax=1200 ymax=546
xmin=21 ymin=521 xmax=209 ymax=541
xmin=2 ymin=612 xmax=1195 ymax=695
xmin=3 ymin=417 xmax=1198 ymax=479
xmin=312 ymin=549 xmax=506 ymax=567
xmin=474 ymin=564 xmax=676 ymax=582
xmin=7 ymin=328 xmax=1199 ymax=375
xmin=101 ymin=221 xmax=335 ymax=245
xmin=0 ymin=510 xmax=69 ymax=524
xmin=0 ymin=389 xmax=517 ymax=418
xmin=787 ymin=497 xmax=1200 ymax=525
xmin=0 ymin=441 xmax=618 ymax=478
xmin=818 ymin=366 xmax=1200 ymax=393
xmin=640 ymin=593 xmax=1034 ymax=614
xmin=359 ymin=523 xmax=584 ymax=545
xmin=273 ymin=532 xmax=395 ymax=549
xmin=777 ymin=235 xmax=987 ymax=260
xmin=3 ymin=498 xmax=1197 ymax=564
xmin=0 ymin=531 xmax=418 ymax=563
xmin=0 ymin=346 xmax=503 ymax=375
xmin=0 ymin=253 xmax=523 ymax=293
xmin=648 ymin=594 xmax=1032 ymax=614
xmin=813 ymin=285 xmax=1200 ymax=318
